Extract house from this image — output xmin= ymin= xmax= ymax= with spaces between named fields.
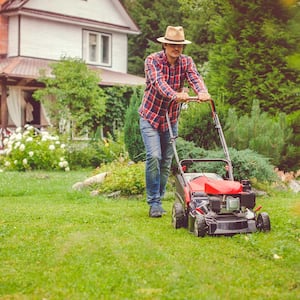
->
xmin=0 ymin=0 xmax=144 ymax=143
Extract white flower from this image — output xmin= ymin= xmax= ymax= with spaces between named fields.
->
xmin=49 ymin=144 xmax=55 ymax=151
xmin=65 ymin=167 xmax=70 ymax=172
xmin=19 ymin=144 xmax=25 ymax=151
xmin=59 ymin=160 xmax=68 ymax=168
xmin=4 ymin=161 xmax=11 ymax=167
xmin=23 ymin=158 xmax=28 ymax=165
xmin=9 ymin=133 xmax=16 ymax=141
xmin=24 ymin=124 xmax=33 ymax=131
xmin=41 ymin=132 xmax=50 ymax=142
xmin=3 ymin=138 xmax=9 ymax=146
xmin=60 ymin=144 xmax=66 ymax=149
xmin=14 ymin=160 xmax=18 ymax=165
xmin=14 ymin=141 xmax=20 ymax=149
xmin=29 ymin=151 xmax=34 ymax=157
xmin=0 ymin=169 xmax=3 ymax=172
xmin=16 ymin=127 xmax=22 ymax=133
xmin=55 ymin=140 xmax=60 ymax=145
xmin=15 ymin=133 xmax=22 ymax=141
xmin=4 ymin=148 xmax=11 ymax=155
xmin=26 ymin=137 xmax=33 ymax=142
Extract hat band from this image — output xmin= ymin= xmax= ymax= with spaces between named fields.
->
xmin=164 ymin=37 xmax=185 ymax=42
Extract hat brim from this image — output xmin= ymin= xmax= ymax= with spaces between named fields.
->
xmin=157 ymin=37 xmax=192 ymax=45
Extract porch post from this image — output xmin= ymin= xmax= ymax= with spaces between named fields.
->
xmin=1 ymin=79 xmax=8 ymax=129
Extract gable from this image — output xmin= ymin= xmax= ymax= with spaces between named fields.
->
xmin=1 ymin=0 xmax=139 ymax=33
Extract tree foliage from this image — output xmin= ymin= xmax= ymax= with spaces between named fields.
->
xmin=124 ymin=87 xmax=145 ymax=162
xmin=205 ymin=0 xmax=300 ymax=115
xmin=224 ymin=100 xmax=292 ymax=166
xmin=121 ymin=1 xmax=300 ymax=170
xmin=121 ymin=0 xmax=184 ymax=75
xmin=101 ymin=86 xmax=133 ymax=136
xmin=179 ymin=101 xmax=227 ymax=150
xmin=34 ymin=57 xmax=107 ymax=135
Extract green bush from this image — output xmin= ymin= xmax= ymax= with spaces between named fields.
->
xmin=1 ymin=125 xmax=69 ymax=171
xmin=224 ymin=100 xmax=291 ymax=167
xmin=278 ymin=110 xmax=300 ymax=172
xmin=95 ymin=159 xmax=145 ymax=196
xmin=66 ymin=132 xmax=127 ymax=169
xmin=173 ymin=138 xmax=277 ymax=183
xmin=124 ymin=87 xmax=145 ymax=162
xmin=102 ymin=86 xmax=133 ymax=136
xmin=179 ymin=101 xmax=227 ymax=149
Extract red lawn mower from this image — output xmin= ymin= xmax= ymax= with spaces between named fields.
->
xmin=168 ymin=98 xmax=271 ymax=237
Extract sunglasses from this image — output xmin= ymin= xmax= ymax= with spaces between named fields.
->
xmin=165 ymin=43 xmax=184 ymax=48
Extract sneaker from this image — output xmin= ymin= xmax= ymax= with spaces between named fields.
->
xmin=149 ymin=206 xmax=162 ymax=218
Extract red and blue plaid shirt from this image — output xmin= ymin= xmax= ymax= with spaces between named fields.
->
xmin=139 ymin=51 xmax=208 ymax=132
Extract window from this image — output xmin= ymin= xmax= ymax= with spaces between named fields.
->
xmin=83 ymin=30 xmax=111 ymax=66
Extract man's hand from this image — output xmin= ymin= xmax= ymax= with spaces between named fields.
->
xmin=197 ymin=91 xmax=211 ymax=102
xmin=176 ymin=92 xmax=189 ymax=103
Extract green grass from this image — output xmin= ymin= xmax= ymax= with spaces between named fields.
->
xmin=0 ymin=171 xmax=299 ymax=300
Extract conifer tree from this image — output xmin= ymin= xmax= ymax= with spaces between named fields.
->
xmin=124 ymin=87 xmax=145 ymax=162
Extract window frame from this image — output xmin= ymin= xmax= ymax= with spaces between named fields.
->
xmin=83 ymin=30 xmax=112 ymax=67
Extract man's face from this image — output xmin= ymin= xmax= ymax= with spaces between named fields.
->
xmin=164 ymin=43 xmax=184 ymax=61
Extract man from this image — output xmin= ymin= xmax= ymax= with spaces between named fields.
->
xmin=139 ymin=26 xmax=210 ymax=218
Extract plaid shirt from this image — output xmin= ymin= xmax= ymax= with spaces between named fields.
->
xmin=139 ymin=51 xmax=208 ymax=132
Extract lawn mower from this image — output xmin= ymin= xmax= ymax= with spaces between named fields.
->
xmin=168 ymin=98 xmax=271 ymax=237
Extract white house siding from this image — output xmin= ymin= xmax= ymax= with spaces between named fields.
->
xmin=110 ymin=32 xmax=128 ymax=73
xmin=20 ymin=16 xmax=82 ymax=60
xmin=23 ymin=0 xmax=136 ymax=30
xmin=18 ymin=16 xmax=128 ymax=73
xmin=7 ymin=16 xmax=18 ymax=56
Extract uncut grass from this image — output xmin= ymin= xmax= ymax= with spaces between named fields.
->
xmin=0 ymin=171 xmax=299 ymax=300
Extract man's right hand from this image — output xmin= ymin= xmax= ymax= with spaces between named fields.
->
xmin=175 ymin=92 xmax=189 ymax=103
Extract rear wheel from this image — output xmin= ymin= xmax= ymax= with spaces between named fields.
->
xmin=172 ymin=202 xmax=185 ymax=229
xmin=256 ymin=212 xmax=271 ymax=232
xmin=194 ymin=214 xmax=206 ymax=237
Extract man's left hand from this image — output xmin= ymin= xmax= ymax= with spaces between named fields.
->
xmin=197 ymin=92 xmax=211 ymax=102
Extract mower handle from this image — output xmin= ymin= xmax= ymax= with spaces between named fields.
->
xmin=184 ymin=97 xmax=216 ymax=113
xmin=167 ymin=96 xmax=234 ymax=181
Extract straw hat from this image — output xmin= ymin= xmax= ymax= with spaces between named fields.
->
xmin=157 ymin=26 xmax=192 ymax=45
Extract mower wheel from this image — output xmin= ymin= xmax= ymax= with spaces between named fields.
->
xmin=256 ymin=212 xmax=271 ymax=232
xmin=172 ymin=202 xmax=186 ymax=229
xmin=194 ymin=214 xmax=206 ymax=237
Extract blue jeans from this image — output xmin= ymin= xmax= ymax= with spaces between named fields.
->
xmin=140 ymin=117 xmax=178 ymax=207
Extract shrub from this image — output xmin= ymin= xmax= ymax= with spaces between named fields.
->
xmin=66 ymin=132 xmax=127 ymax=169
xmin=224 ymin=100 xmax=291 ymax=167
xmin=1 ymin=125 xmax=69 ymax=171
xmin=278 ymin=110 xmax=300 ymax=171
xmin=95 ymin=159 xmax=145 ymax=196
xmin=179 ymin=100 xmax=227 ymax=149
xmin=101 ymin=86 xmax=133 ymax=136
xmin=124 ymin=87 xmax=145 ymax=162
xmin=210 ymin=148 xmax=278 ymax=182
xmin=173 ymin=138 xmax=277 ymax=182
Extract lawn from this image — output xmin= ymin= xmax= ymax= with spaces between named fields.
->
xmin=0 ymin=171 xmax=299 ymax=300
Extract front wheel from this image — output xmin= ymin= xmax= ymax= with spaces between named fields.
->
xmin=194 ymin=214 xmax=207 ymax=237
xmin=256 ymin=212 xmax=271 ymax=232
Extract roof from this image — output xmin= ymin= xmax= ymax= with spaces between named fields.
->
xmin=0 ymin=56 xmax=145 ymax=87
